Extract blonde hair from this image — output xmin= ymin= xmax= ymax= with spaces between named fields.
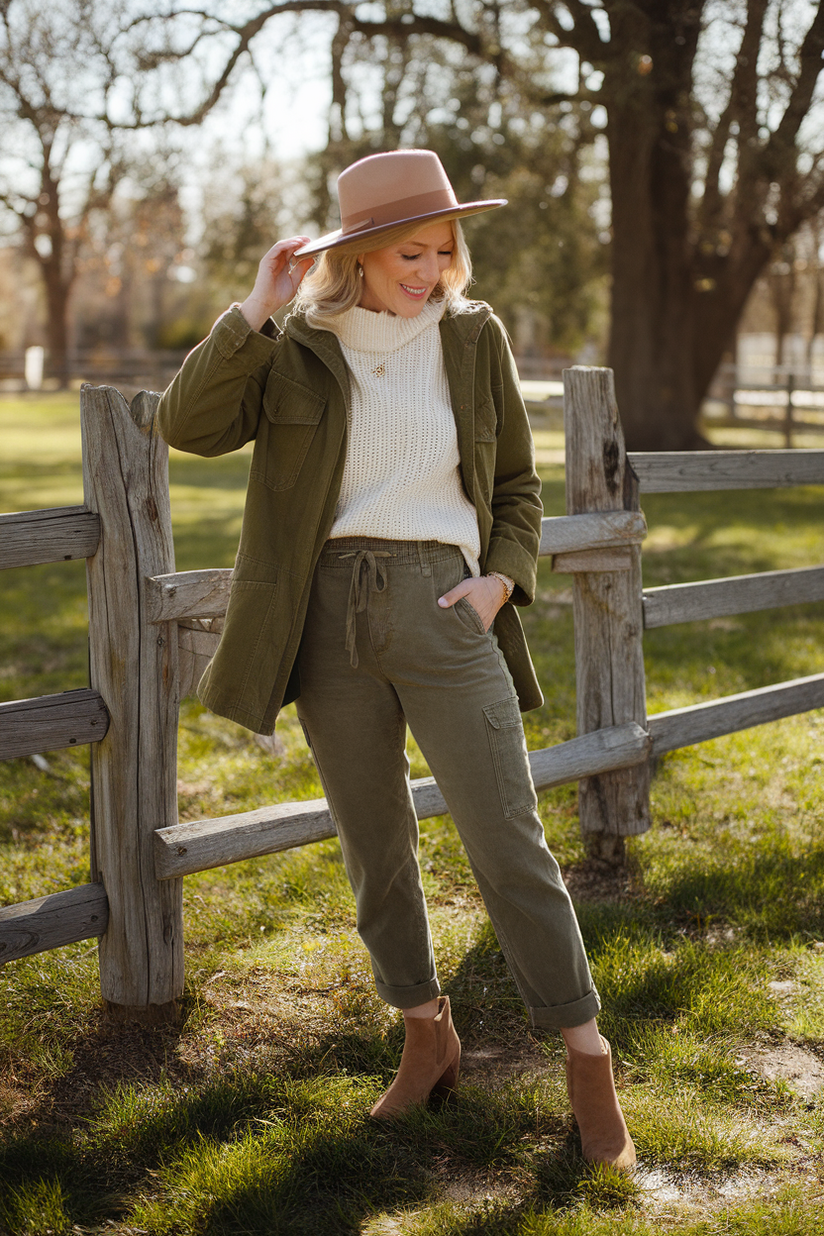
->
xmin=294 ymin=218 xmax=474 ymax=325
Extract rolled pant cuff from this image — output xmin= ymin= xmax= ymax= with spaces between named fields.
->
xmin=528 ymin=988 xmax=602 ymax=1030
xmin=375 ymin=977 xmax=442 ymax=1010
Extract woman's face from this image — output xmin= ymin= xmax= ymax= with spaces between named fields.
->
xmin=358 ymin=221 xmax=455 ymax=317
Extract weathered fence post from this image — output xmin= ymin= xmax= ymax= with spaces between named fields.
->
xmin=82 ymin=386 xmax=183 ymax=1019
xmin=564 ymin=367 xmax=650 ymax=861
xmin=784 ymin=370 xmax=795 ymax=449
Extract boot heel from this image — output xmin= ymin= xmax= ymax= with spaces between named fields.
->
xmin=432 ymin=1048 xmax=461 ymax=1099
xmin=370 ymin=996 xmax=462 ymax=1119
xmin=565 ymin=1036 xmax=635 ymax=1170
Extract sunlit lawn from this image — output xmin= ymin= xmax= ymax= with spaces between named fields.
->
xmin=0 ymin=392 xmax=823 ymax=1234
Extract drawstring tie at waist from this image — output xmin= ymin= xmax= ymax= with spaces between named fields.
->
xmin=339 ymin=548 xmax=391 ymax=667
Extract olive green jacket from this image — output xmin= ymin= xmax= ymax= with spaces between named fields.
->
xmin=157 ymin=302 xmax=544 ymax=734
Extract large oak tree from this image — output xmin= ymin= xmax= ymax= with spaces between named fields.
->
xmin=6 ymin=0 xmax=824 ymax=445
xmin=148 ymin=0 xmax=824 ymax=449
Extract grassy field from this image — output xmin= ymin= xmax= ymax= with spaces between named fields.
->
xmin=0 ymin=392 xmax=823 ymax=1234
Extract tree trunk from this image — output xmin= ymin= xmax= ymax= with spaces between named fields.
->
xmin=602 ymin=3 xmax=707 ymax=450
xmin=29 ymin=170 xmax=75 ymax=390
xmin=600 ymin=0 xmax=778 ymax=451
xmin=606 ymin=114 xmax=705 ymax=451
xmin=41 ymin=259 xmax=72 ymax=389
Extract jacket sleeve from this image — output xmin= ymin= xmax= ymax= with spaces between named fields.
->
xmin=156 ymin=307 xmax=279 ymax=457
xmin=483 ymin=315 xmax=543 ymax=606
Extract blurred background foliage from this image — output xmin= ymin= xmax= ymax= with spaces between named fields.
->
xmin=2 ymin=2 xmax=824 ymax=447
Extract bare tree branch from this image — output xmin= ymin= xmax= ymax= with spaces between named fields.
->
xmin=530 ymin=0 xmax=611 ymax=63
xmin=329 ymin=7 xmax=353 ymax=144
xmin=766 ymin=0 xmax=824 ymax=168
xmin=700 ymin=0 xmax=768 ymax=230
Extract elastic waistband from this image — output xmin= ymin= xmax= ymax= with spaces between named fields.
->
xmin=318 ymin=537 xmax=462 ymax=567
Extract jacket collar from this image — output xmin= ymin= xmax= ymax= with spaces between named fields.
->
xmin=283 ymin=300 xmax=492 ymax=359
xmin=282 ymin=312 xmax=352 ymax=398
xmin=438 ymin=303 xmax=494 ymax=503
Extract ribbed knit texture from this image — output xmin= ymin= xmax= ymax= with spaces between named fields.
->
xmin=326 ymin=297 xmax=481 ymax=574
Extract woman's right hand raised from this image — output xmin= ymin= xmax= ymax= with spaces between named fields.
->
xmin=238 ymin=237 xmax=315 ymax=331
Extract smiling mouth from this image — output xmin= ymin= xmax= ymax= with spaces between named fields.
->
xmin=400 ymin=284 xmax=428 ymax=297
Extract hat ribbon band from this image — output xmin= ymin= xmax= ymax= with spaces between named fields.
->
xmin=341 ymin=187 xmax=458 ymax=235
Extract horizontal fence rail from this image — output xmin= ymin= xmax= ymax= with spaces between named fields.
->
xmin=0 ymin=689 xmax=110 ymax=760
xmin=144 ymin=511 xmax=652 ymax=632
xmin=0 ymin=884 xmax=109 ymax=964
xmin=643 ymin=565 xmax=824 ymax=628
xmin=146 ymin=567 xmax=233 ymax=623
xmin=154 ymin=723 xmax=651 ymax=880
xmin=538 ymin=511 xmax=648 ymax=557
xmin=648 ymin=673 xmax=824 ymax=756
xmin=0 ymin=506 xmax=101 ymax=570
xmin=628 ymin=448 xmax=824 ymax=492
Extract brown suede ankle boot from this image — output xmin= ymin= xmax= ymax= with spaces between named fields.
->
xmin=370 ymin=996 xmax=461 ymax=1119
xmin=565 ymin=1036 xmax=636 ymax=1170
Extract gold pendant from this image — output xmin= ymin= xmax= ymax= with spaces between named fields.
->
xmin=371 ymin=363 xmax=386 ymax=377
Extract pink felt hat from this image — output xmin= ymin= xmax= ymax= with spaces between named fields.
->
xmin=294 ymin=149 xmax=506 ymax=258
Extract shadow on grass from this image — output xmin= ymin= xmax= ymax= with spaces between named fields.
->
xmin=637 ymin=832 xmax=824 ymax=942
xmin=0 ymin=1035 xmax=632 ymax=1235
xmin=0 ymin=920 xmax=636 ymax=1234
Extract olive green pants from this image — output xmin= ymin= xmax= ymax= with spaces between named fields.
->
xmin=295 ymin=537 xmax=600 ymax=1029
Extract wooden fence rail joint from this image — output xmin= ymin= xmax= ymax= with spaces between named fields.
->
xmin=146 ymin=568 xmax=233 ymax=623
xmin=538 ymin=510 xmax=647 ymax=560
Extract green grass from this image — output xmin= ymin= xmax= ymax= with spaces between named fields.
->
xmin=1 ymin=393 xmax=823 ymax=1234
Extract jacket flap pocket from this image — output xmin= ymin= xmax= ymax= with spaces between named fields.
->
xmin=263 ymin=374 xmax=325 ymax=425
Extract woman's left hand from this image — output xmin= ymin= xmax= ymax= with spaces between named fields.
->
xmin=437 ymin=574 xmax=509 ymax=632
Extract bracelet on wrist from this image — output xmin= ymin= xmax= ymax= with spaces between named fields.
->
xmin=486 ymin=571 xmax=514 ymax=602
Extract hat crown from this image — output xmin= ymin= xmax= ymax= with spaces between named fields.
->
xmin=338 ymin=150 xmax=459 ymax=235
xmin=293 ymin=148 xmax=505 ymax=258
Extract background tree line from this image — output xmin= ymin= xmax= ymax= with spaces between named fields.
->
xmin=2 ymin=0 xmax=824 ymax=450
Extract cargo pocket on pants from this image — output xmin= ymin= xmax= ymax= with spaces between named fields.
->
xmin=483 ymin=695 xmax=538 ymax=819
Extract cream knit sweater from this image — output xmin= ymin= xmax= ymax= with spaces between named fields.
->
xmin=325 ymin=297 xmax=481 ymax=575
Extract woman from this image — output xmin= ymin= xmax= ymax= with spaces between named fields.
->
xmin=158 ymin=149 xmax=635 ymax=1169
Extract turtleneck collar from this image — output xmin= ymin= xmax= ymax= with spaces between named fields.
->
xmin=326 ymin=295 xmax=447 ymax=352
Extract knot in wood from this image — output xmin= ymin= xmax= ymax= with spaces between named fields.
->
xmin=602 ymin=439 xmax=621 ymax=493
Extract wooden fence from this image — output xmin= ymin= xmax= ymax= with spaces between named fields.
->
xmin=1 ymin=369 xmax=823 ymax=1018
xmin=706 ymin=361 xmax=824 ymax=446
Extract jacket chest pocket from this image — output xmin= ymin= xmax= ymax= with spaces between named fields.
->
xmin=252 ymin=375 xmax=326 ymax=491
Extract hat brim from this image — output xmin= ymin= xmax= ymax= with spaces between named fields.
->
xmin=293 ymin=199 xmax=507 ymax=259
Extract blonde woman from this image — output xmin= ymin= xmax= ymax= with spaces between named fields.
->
xmin=158 ymin=150 xmax=634 ymax=1169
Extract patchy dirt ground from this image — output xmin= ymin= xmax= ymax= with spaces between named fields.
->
xmin=736 ymin=1042 xmax=824 ymax=1103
